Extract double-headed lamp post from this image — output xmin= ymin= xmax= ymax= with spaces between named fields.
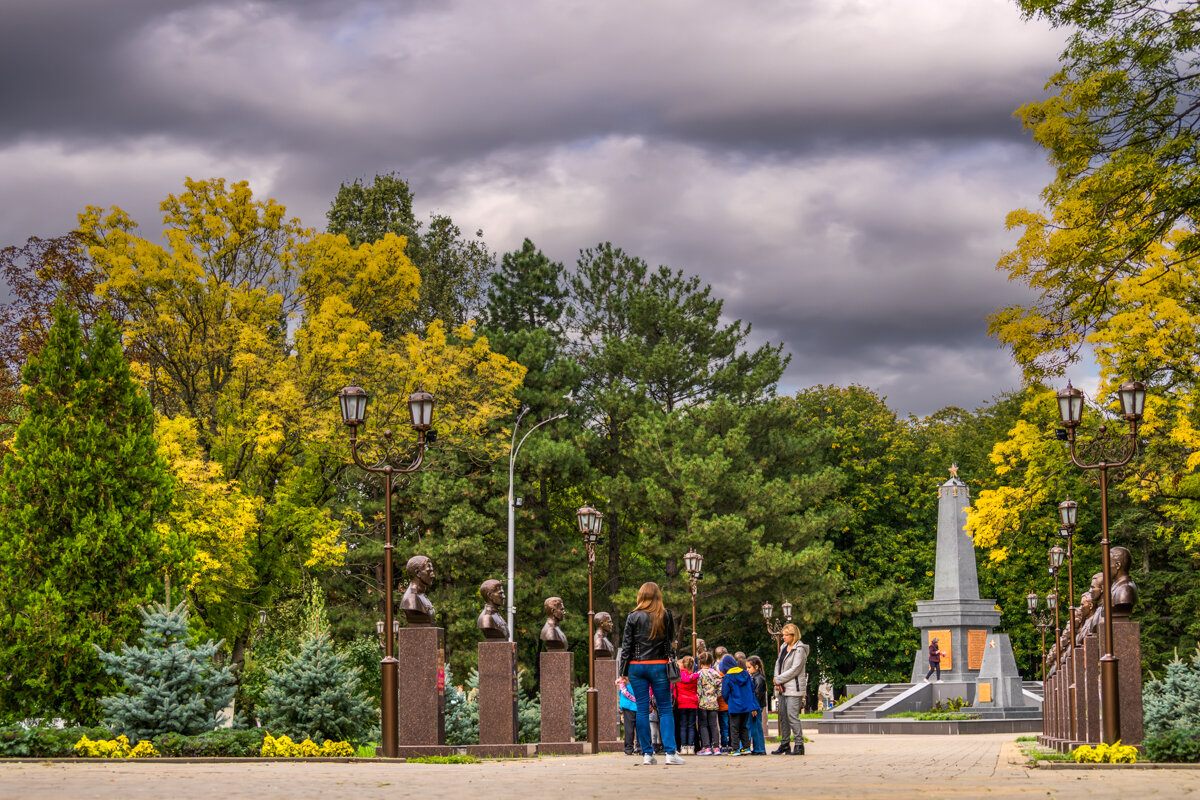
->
xmin=577 ymin=504 xmax=604 ymax=754
xmin=683 ymin=548 xmax=703 ymax=658
xmin=762 ymin=600 xmax=793 ymax=653
xmin=1056 ymin=379 xmax=1146 ymax=744
xmin=338 ymin=384 xmax=434 ymax=759
xmin=1056 ymin=499 xmax=1080 ymax=741
xmin=1049 ymin=545 xmax=1065 ymax=651
xmin=1025 ymin=592 xmax=1053 ymax=683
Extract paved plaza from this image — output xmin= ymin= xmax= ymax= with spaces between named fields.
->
xmin=0 ymin=732 xmax=1196 ymax=800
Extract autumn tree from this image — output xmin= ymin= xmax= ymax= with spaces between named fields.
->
xmin=0 ymin=305 xmax=174 ymax=723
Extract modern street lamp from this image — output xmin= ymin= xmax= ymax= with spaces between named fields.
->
xmin=577 ymin=503 xmax=604 ymax=754
xmin=507 ymin=407 xmax=567 ymax=642
xmin=683 ymin=548 xmax=703 ymax=658
xmin=338 ymin=384 xmax=434 ymax=759
xmin=1056 ymin=379 xmax=1146 ymax=744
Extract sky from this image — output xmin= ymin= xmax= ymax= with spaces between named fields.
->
xmin=0 ymin=0 xmax=1073 ymax=416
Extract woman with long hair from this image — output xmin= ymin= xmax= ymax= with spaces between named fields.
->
xmin=618 ymin=581 xmax=684 ymax=765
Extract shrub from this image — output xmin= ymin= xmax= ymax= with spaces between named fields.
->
xmin=152 ymin=729 xmax=267 ymax=757
xmin=1071 ymin=741 xmax=1138 ymax=764
xmin=1144 ymin=727 xmax=1200 ymax=763
xmin=258 ymin=632 xmax=372 ymax=745
xmin=445 ymin=666 xmax=479 ymax=745
xmin=1144 ymin=645 xmax=1200 ymax=738
xmin=73 ymin=735 xmax=158 ymax=758
xmin=0 ymin=726 xmax=111 ymax=758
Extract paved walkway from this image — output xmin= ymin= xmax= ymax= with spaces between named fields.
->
xmin=1 ymin=732 xmax=1196 ymax=800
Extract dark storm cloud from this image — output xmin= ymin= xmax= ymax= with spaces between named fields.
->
xmin=0 ymin=0 xmax=1066 ymax=415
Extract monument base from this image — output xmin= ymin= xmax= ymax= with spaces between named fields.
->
xmin=595 ymin=657 xmax=618 ymax=745
xmin=540 ymin=651 xmax=574 ymax=744
xmin=396 ymin=626 xmax=445 ymax=746
xmin=478 ymin=641 xmax=518 ymax=745
xmin=1113 ymin=618 xmax=1144 ymax=746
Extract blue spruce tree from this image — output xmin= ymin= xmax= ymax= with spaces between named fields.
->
xmin=259 ymin=632 xmax=372 ymax=744
xmin=95 ymin=601 xmax=235 ymax=741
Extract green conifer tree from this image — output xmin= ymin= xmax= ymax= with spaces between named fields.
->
xmin=1145 ymin=645 xmax=1200 ymax=737
xmin=443 ymin=665 xmax=479 ymax=745
xmin=259 ymin=632 xmax=373 ymax=744
xmin=95 ymin=601 xmax=235 ymax=740
xmin=0 ymin=305 xmax=174 ymax=723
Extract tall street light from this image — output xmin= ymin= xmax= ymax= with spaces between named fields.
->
xmin=1026 ymin=592 xmax=1053 ymax=683
xmin=338 ymin=384 xmax=434 ymax=759
xmin=577 ymin=503 xmax=604 ymax=754
xmin=683 ymin=548 xmax=703 ymax=658
xmin=1056 ymin=379 xmax=1146 ymax=744
xmin=761 ymin=600 xmax=792 ymax=653
xmin=1056 ymin=499 xmax=1080 ymax=742
xmin=507 ymin=407 xmax=567 ymax=641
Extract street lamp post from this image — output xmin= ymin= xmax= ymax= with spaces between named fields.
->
xmin=507 ymin=408 xmax=567 ymax=642
xmin=761 ymin=601 xmax=792 ymax=654
xmin=1056 ymin=501 xmax=1080 ymax=742
xmin=338 ymin=384 xmax=434 ymax=759
xmin=683 ymin=549 xmax=703 ymax=658
xmin=1056 ymin=380 xmax=1146 ymax=744
xmin=1026 ymin=592 xmax=1053 ymax=683
xmin=577 ymin=504 xmax=604 ymax=754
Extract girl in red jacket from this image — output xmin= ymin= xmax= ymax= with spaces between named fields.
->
xmin=673 ymin=655 xmax=700 ymax=755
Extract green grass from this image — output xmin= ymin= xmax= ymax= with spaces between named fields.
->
xmin=1017 ymin=742 xmax=1072 ymax=763
xmin=1015 ymin=735 xmax=1037 ymax=743
xmin=884 ymin=711 xmax=982 ymax=721
xmin=355 ymin=743 xmax=379 ymax=758
xmin=407 ymin=755 xmax=481 ymax=764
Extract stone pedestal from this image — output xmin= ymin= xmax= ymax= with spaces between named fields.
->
xmin=396 ymin=626 xmax=445 ymax=746
xmin=1113 ymin=619 xmax=1143 ymax=746
xmin=1080 ymin=647 xmax=1089 ymax=743
xmin=478 ymin=641 xmax=518 ymax=745
xmin=1083 ymin=636 xmax=1099 ymax=743
xmin=540 ymin=650 xmax=574 ymax=744
xmin=595 ymin=657 xmax=619 ymax=746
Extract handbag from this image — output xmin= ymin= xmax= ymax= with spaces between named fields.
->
xmin=665 ymin=657 xmax=681 ymax=683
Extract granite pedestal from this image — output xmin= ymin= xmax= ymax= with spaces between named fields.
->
xmin=396 ymin=626 xmax=445 ymax=746
xmin=1113 ymin=618 xmax=1144 ymax=746
xmin=1072 ymin=645 xmax=1086 ymax=743
xmin=595 ymin=657 xmax=620 ymax=749
xmin=1083 ymin=636 xmax=1100 ymax=744
xmin=478 ymin=641 xmax=518 ymax=745
xmin=540 ymin=651 xmax=575 ymax=745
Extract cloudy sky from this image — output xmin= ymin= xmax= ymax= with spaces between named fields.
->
xmin=0 ymin=0 xmax=1070 ymax=415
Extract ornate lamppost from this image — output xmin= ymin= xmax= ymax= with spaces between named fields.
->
xmin=761 ymin=600 xmax=792 ymax=653
xmin=683 ymin=548 xmax=703 ymax=658
xmin=338 ymin=384 xmax=434 ymax=759
xmin=1026 ymin=592 xmax=1054 ymax=683
xmin=507 ymin=408 xmax=567 ymax=641
xmin=1056 ymin=499 xmax=1080 ymax=741
xmin=577 ymin=504 xmax=604 ymax=754
xmin=1056 ymin=379 xmax=1146 ymax=744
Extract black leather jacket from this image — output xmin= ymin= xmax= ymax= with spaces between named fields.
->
xmin=618 ymin=609 xmax=676 ymax=676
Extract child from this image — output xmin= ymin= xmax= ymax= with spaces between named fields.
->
xmin=673 ymin=655 xmax=699 ymax=755
xmin=719 ymin=653 xmax=756 ymax=756
xmin=747 ymin=655 xmax=768 ymax=755
xmin=648 ymin=695 xmax=663 ymax=754
xmin=695 ymin=652 xmax=722 ymax=755
xmin=714 ymin=646 xmax=731 ymax=750
xmin=617 ymin=677 xmax=639 ymax=756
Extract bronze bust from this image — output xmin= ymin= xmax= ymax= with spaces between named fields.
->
xmin=540 ymin=596 xmax=567 ymax=650
xmin=1074 ymin=591 xmax=1095 ymax=646
xmin=1109 ymin=545 xmax=1138 ymax=617
xmin=593 ymin=611 xmax=615 ymax=658
xmin=476 ymin=579 xmax=509 ymax=640
xmin=400 ymin=555 xmax=436 ymax=626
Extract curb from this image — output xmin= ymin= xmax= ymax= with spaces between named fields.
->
xmin=1034 ymin=760 xmax=1200 ymax=770
xmin=0 ymin=757 xmax=405 ymax=764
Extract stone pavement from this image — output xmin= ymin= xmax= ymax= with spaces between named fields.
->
xmin=1 ymin=731 xmax=1197 ymax=800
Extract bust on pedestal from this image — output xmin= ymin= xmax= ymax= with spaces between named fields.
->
xmin=396 ymin=555 xmax=444 ymax=747
xmin=476 ymin=579 xmax=517 ymax=745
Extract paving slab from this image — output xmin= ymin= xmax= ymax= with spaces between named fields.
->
xmin=2 ymin=731 xmax=1197 ymax=800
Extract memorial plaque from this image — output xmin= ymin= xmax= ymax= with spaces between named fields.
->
xmin=928 ymin=630 xmax=951 ymax=671
xmin=978 ymin=682 xmax=992 ymax=703
xmin=967 ymin=629 xmax=987 ymax=671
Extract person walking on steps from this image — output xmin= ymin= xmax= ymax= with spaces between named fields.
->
xmin=771 ymin=623 xmax=809 ymax=755
xmin=619 ymin=581 xmax=686 ymax=766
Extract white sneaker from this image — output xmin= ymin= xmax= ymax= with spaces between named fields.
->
xmin=665 ymin=752 xmax=685 ymax=765
xmin=642 ymin=754 xmax=657 ymax=765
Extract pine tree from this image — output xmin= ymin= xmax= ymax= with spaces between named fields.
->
xmin=95 ymin=601 xmax=235 ymax=741
xmin=259 ymin=632 xmax=373 ymax=744
xmin=0 ymin=305 xmax=174 ymax=723
xmin=1145 ymin=645 xmax=1200 ymax=737
xmin=443 ymin=665 xmax=479 ymax=745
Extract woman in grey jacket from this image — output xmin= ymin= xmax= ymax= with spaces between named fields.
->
xmin=771 ymin=623 xmax=808 ymax=755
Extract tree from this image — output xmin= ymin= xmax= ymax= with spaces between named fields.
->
xmin=327 ymin=173 xmax=493 ymax=333
xmin=259 ymin=631 xmax=373 ymax=744
xmin=77 ymin=178 xmax=524 ymax=676
xmin=95 ymin=601 xmax=235 ymax=742
xmin=0 ymin=305 xmax=174 ymax=723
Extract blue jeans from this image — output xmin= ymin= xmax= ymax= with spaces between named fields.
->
xmin=749 ymin=708 xmax=766 ymax=753
xmin=629 ymin=662 xmax=677 ymax=755
xmin=718 ymin=709 xmax=729 ymax=747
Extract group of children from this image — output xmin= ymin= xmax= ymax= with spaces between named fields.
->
xmin=618 ymin=648 xmax=770 ymax=756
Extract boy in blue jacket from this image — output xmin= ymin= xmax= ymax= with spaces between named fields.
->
xmin=719 ymin=654 xmax=757 ymax=755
